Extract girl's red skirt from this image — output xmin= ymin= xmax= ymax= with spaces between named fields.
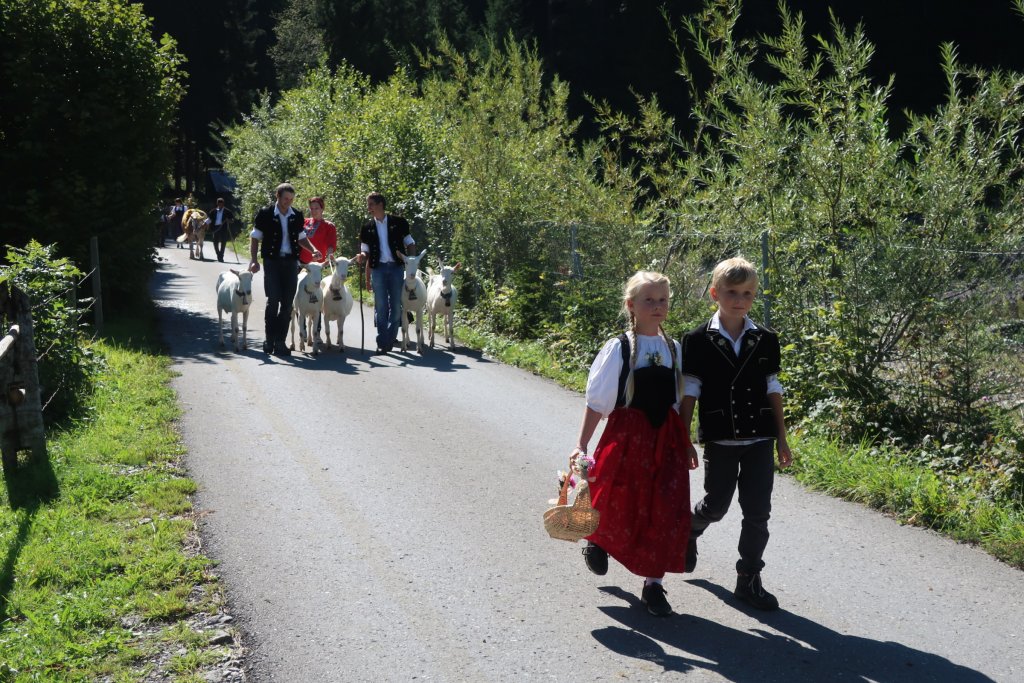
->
xmin=586 ymin=407 xmax=692 ymax=578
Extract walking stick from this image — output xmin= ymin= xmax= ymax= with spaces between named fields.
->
xmin=359 ymin=260 xmax=365 ymax=354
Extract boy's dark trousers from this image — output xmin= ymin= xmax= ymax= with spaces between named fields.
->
xmin=690 ymin=440 xmax=775 ymax=574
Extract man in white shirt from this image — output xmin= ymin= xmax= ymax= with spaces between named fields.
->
xmin=355 ymin=192 xmax=417 ymax=354
xmin=248 ymin=183 xmax=321 ymax=357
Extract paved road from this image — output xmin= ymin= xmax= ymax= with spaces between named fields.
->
xmin=152 ymin=245 xmax=1022 ymax=682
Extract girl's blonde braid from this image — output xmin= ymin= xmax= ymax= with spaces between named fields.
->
xmin=624 ymin=313 xmax=639 ymax=407
xmin=659 ymin=325 xmax=683 ymax=401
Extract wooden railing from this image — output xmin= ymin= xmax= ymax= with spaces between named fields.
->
xmin=0 ymin=284 xmax=46 ymax=471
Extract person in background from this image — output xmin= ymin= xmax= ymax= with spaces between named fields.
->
xmin=209 ymin=197 xmax=235 ymax=262
xmin=167 ymin=198 xmax=186 ymax=248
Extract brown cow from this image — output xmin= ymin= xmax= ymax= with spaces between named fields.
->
xmin=176 ymin=208 xmax=210 ymax=260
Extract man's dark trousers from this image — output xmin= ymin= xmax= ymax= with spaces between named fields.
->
xmin=263 ymin=255 xmax=299 ymax=349
xmin=211 ymin=227 xmax=228 ymax=261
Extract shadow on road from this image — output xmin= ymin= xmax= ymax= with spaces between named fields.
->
xmin=592 ymin=582 xmax=993 ymax=682
xmin=152 ymin=264 xmax=486 ymax=374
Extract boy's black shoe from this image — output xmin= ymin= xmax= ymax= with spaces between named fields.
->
xmin=274 ymin=346 xmax=292 ymax=358
xmin=262 ymin=341 xmax=274 ymax=354
xmin=734 ymin=572 xmax=779 ymax=611
xmin=685 ymin=537 xmax=698 ymax=573
xmin=641 ymin=583 xmax=672 ymax=617
xmin=582 ymin=542 xmax=608 ymax=576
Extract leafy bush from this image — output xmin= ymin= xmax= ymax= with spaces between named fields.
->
xmin=0 ymin=0 xmax=184 ymax=308
xmin=0 ymin=241 xmax=101 ymax=423
xmin=602 ymin=1 xmax=1024 ymax=483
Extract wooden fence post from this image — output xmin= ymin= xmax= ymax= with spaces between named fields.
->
xmin=0 ymin=283 xmax=47 ymax=471
xmin=90 ymin=236 xmax=103 ymax=335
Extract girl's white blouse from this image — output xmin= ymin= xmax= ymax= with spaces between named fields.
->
xmin=585 ymin=334 xmax=682 ymax=417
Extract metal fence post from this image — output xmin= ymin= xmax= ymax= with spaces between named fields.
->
xmin=761 ymin=229 xmax=772 ymax=329
xmin=90 ymin=236 xmax=103 ymax=335
xmin=569 ymin=223 xmax=582 ymax=278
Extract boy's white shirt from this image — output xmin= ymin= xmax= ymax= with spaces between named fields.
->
xmin=585 ymin=334 xmax=682 ymax=417
xmin=682 ymin=312 xmax=781 ymax=446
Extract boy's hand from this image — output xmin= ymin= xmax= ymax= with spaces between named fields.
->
xmin=776 ymin=439 xmax=793 ymax=469
xmin=686 ymin=444 xmax=700 ymax=470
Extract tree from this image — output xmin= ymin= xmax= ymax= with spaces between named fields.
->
xmin=0 ymin=0 xmax=185 ymax=306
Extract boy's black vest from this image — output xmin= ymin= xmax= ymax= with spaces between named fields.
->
xmin=254 ymin=205 xmax=305 ymax=258
xmin=360 ymin=214 xmax=411 ymax=267
xmin=680 ymin=320 xmax=781 ymax=443
xmin=614 ymin=333 xmax=677 ymax=429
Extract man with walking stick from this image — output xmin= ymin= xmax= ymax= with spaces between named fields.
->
xmin=355 ymin=192 xmax=416 ymax=355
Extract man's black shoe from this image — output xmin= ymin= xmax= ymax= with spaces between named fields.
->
xmin=641 ymin=583 xmax=672 ymax=617
xmin=734 ymin=572 xmax=779 ymax=611
xmin=373 ymin=347 xmax=388 ymax=355
xmin=262 ymin=341 xmax=274 ymax=354
xmin=274 ymin=346 xmax=292 ymax=358
xmin=582 ymin=542 xmax=608 ymax=576
xmin=685 ymin=536 xmax=698 ymax=573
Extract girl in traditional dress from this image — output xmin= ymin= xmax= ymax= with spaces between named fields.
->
xmin=570 ymin=271 xmax=699 ymax=616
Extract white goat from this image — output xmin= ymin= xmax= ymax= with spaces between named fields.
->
xmin=289 ymin=262 xmax=325 ymax=354
xmin=426 ymin=259 xmax=460 ymax=349
xmin=399 ymin=249 xmax=427 ymax=354
xmin=216 ymin=269 xmax=253 ymax=351
xmin=320 ymin=256 xmax=355 ymax=352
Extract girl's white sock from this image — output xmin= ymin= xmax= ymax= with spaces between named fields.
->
xmin=644 ymin=577 xmax=663 ymax=586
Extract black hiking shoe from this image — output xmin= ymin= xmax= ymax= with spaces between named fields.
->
xmin=641 ymin=583 xmax=672 ymax=617
xmin=685 ymin=536 xmax=698 ymax=573
xmin=734 ymin=572 xmax=779 ymax=611
xmin=582 ymin=542 xmax=608 ymax=576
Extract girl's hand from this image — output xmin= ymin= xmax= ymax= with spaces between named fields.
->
xmin=569 ymin=446 xmax=587 ymax=469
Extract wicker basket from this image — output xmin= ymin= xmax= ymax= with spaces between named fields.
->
xmin=543 ymin=468 xmax=600 ymax=542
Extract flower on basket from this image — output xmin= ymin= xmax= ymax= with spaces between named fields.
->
xmin=572 ymin=453 xmax=596 ymax=480
xmin=554 ymin=452 xmax=597 ymax=499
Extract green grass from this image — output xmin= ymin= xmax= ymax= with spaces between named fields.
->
xmin=456 ymin=324 xmax=587 ymax=392
xmin=454 ymin=323 xmax=1024 ymax=570
xmin=0 ymin=318 xmax=225 ymax=681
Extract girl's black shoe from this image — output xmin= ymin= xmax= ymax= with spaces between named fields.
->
xmin=582 ymin=541 xmax=608 ymax=575
xmin=641 ymin=583 xmax=672 ymax=617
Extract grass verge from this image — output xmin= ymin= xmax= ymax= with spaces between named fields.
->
xmin=0 ymin=317 xmax=237 ymax=681
xmin=456 ymin=325 xmax=586 ymax=393
xmin=454 ymin=323 xmax=1024 ymax=570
